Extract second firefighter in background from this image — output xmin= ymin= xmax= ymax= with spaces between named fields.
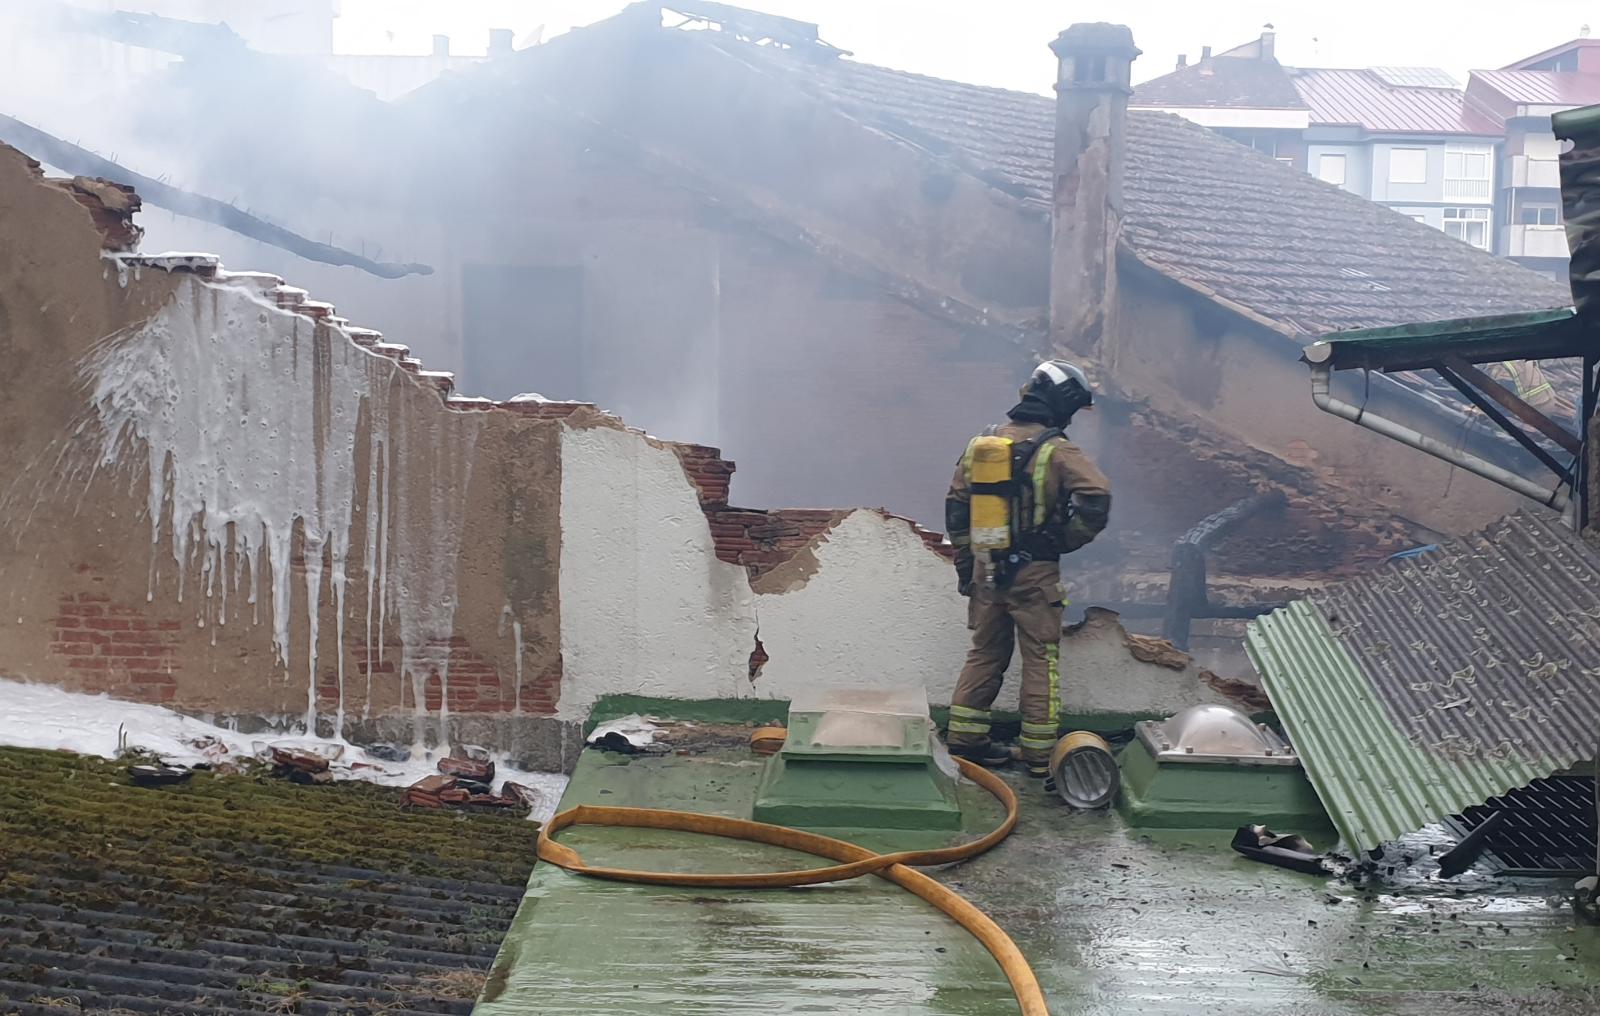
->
xmin=944 ymin=361 xmax=1111 ymax=779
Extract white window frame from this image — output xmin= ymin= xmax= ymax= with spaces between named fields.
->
xmin=1317 ymin=153 xmax=1347 ymax=185
xmin=1517 ymin=202 xmax=1560 ymax=226
xmin=1443 ymin=143 xmax=1492 ymax=200
xmin=1388 ymin=147 xmax=1428 ymax=185
xmin=1442 ymin=206 xmax=1491 ymax=250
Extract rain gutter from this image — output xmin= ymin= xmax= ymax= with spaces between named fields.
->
xmin=1304 ymin=354 xmax=1569 ymax=511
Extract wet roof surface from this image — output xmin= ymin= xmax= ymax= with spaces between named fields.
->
xmin=713 ymin=39 xmax=1573 ymax=338
xmin=486 ymin=743 xmax=1600 ymax=1014
xmin=1248 ymin=511 xmax=1600 ymax=853
xmin=0 ymin=747 xmax=540 ymax=1016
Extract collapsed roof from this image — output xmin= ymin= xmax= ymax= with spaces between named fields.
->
xmin=1247 ymin=510 xmax=1600 ymax=852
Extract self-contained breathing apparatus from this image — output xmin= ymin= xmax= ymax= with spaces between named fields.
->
xmin=965 ymin=428 xmax=1071 ymax=590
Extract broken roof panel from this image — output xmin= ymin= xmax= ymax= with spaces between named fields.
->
xmin=1247 ymin=511 xmax=1600 ymax=852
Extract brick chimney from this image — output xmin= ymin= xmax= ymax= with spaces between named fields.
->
xmin=488 ymin=28 xmax=513 ymax=56
xmin=1047 ymin=23 xmax=1141 ymax=361
xmin=1199 ymin=44 xmax=1213 ymax=75
xmin=1260 ymin=27 xmax=1276 ymax=61
xmin=431 ymin=34 xmax=450 ymax=58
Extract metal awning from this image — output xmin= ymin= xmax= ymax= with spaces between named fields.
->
xmin=1303 ymin=308 xmax=1597 ymax=515
xmin=1303 ymin=308 xmax=1589 ymax=373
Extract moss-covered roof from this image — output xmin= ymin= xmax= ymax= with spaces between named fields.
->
xmin=0 ymin=747 xmax=539 ymax=1015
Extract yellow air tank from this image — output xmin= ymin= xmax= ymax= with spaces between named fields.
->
xmin=967 ymin=435 xmax=1013 ymax=551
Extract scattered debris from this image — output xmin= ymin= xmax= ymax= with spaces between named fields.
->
xmin=439 ymin=755 xmax=495 ymax=782
xmin=587 ymin=714 xmax=669 ymax=755
xmin=269 ymin=747 xmax=333 ymax=784
xmin=404 ymin=774 xmax=527 ymax=812
xmin=186 ymin=735 xmax=231 ymax=761
xmin=502 ymin=781 xmax=545 ymax=810
xmin=1123 ymin=631 xmax=1190 ymax=670
xmin=1201 ymin=670 xmax=1274 ymax=713
xmin=1573 ymin=876 xmax=1600 ymax=924
xmin=127 ymin=762 xmax=192 ymax=787
xmin=1232 ymin=824 xmax=1329 ymax=876
xmin=365 ymin=742 xmax=412 ymax=762
xmin=1438 ymin=809 xmax=1507 ymax=878
xmin=403 ymin=774 xmax=461 ymax=809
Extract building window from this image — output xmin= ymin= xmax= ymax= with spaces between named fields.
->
xmin=1317 ymin=153 xmax=1347 ymax=185
xmin=1517 ymin=203 xmax=1560 ymax=226
xmin=1389 ymin=147 xmax=1428 ymax=184
xmin=1444 ymin=143 xmax=1492 ymax=199
xmin=1443 ymin=206 xmax=1491 ymax=249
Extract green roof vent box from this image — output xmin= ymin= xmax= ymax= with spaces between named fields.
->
xmin=1117 ymin=705 xmax=1333 ymax=841
xmin=752 ymin=687 xmax=963 ymax=831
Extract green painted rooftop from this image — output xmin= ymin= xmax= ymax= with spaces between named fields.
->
xmin=479 ymin=731 xmax=1600 ymax=1015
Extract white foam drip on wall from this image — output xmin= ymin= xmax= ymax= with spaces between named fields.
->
xmin=498 ymin=604 xmax=526 ymax=714
xmin=82 ymin=277 xmax=376 ymax=735
xmin=386 ymin=403 xmax=483 ymax=751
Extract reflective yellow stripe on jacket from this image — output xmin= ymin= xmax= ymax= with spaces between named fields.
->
xmin=1032 ymin=442 xmax=1057 ymax=527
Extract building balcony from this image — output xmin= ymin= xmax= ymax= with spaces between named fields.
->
xmin=1442 ymin=177 xmax=1493 ymax=201
xmin=1505 ymin=154 xmax=1561 ymax=190
xmin=1503 ymin=223 xmax=1570 ymax=259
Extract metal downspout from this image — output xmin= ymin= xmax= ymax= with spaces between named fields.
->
xmin=1307 ymin=361 xmax=1570 ymax=511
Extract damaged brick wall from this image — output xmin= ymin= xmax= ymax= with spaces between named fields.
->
xmin=0 ymin=144 xmax=569 ymax=737
xmin=1 ymin=142 xmax=972 ymax=746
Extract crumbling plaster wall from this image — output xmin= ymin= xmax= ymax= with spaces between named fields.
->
xmin=558 ymin=423 xmax=972 ymax=719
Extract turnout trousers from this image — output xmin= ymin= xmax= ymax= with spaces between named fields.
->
xmin=946 ymin=561 xmax=1064 ymax=768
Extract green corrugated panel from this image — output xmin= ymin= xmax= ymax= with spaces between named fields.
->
xmin=1246 ymin=600 xmax=1559 ymax=853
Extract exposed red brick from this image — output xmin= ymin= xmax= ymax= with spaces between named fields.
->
xmin=50 ymin=586 xmax=184 ymax=699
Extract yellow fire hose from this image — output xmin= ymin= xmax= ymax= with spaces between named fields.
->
xmin=536 ymin=747 xmax=1049 ymax=1015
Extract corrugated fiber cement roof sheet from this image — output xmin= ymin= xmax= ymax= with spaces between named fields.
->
xmin=1247 ymin=511 xmax=1600 ymax=853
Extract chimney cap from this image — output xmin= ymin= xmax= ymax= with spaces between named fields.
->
xmin=1050 ymin=22 xmax=1141 ymax=59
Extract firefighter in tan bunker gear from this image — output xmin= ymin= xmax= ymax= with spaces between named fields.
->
xmin=944 ymin=361 xmax=1111 ymax=778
